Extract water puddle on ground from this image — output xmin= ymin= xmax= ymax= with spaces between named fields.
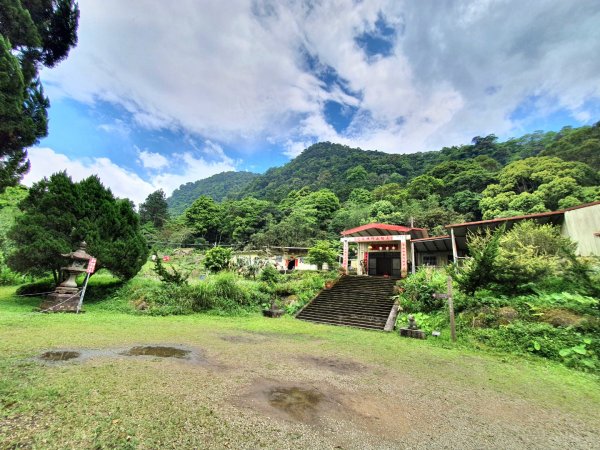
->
xmin=267 ymin=386 xmax=324 ymax=421
xmin=39 ymin=350 xmax=80 ymax=362
xmin=121 ymin=346 xmax=191 ymax=359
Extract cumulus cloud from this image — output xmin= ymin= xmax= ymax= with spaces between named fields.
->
xmin=137 ymin=148 xmax=169 ymax=170
xmin=41 ymin=0 xmax=600 ymax=156
xmin=23 ymin=147 xmax=156 ymax=205
xmin=24 ymin=146 xmax=236 ymax=205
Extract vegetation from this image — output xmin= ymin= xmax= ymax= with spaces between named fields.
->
xmin=307 ymin=240 xmax=339 ymax=270
xmin=7 ymin=172 xmax=148 ymax=282
xmin=139 ymin=189 xmax=169 ymax=229
xmin=159 ymin=124 xmax=599 ymax=248
xmin=203 ymin=246 xmax=233 ymax=273
xmin=0 ymin=0 xmax=79 ymax=191
xmin=397 ymin=222 xmax=600 ymax=374
xmin=167 ymin=171 xmax=259 ymax=215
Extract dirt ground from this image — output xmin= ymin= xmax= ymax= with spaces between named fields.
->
xmin=3 ymin=324 xmax=599 ymax=450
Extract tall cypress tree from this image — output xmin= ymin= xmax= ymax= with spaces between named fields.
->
xmin=8 ymin=172 xmax=149 ymax=282
xmin=0 ymin=0 xmax=79 ymax=191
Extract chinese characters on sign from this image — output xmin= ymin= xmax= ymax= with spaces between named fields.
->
xmin=86 ymin=258 xmax=97 ymax=274
xmin=400 ymin=240 xmax=408 ymax=277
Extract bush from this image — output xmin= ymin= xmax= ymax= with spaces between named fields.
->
xmin=116 ymin=272 xmax=266 ymax=316
xmin=468 ymin=321 xmax=598 ymax=372
xmin=307 ymin=240 xmax=338 ymax=270
xmin=204 ymin=247 xmax=233 ymax=273
xmin=15 ymin=279 xmax=55 ymax=296
xmin=396 ymin=267 xmax=449 ymax=313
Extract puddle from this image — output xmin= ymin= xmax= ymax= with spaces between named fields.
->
xmin=267 ymin=386 xmax=324 ymax=421
xmin=39 ymin=351 xmax=80 ymax=361
xmin=299 ymin=356 xmax=366 ymax=374
xmin=121 ymin=346 xmax=191 ymax=359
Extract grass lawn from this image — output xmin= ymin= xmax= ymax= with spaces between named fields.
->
xmin=1 ymin=285 xmax=599 ymax=449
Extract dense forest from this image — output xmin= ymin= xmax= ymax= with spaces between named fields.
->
xmin=153 ymin=123 xmax=600 ymax=249
xmin=167 ymin=171 xmax=259 ymax=215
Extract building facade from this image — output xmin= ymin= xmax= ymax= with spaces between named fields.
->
xmin=340 ymin=223 xmax=428 ymax=278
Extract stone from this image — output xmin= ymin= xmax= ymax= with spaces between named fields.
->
xmin=41 ymin=242 xmax=94 ymax=313
xmin=399 ymin=328 xmax=427 ymax=339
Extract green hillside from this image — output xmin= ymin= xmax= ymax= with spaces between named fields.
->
xmin=167 ymin=171 xmax=259 ymax=215
xmin=239 ymin=131 xmax=558 ymax=202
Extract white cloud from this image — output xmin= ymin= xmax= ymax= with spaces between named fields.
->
xmin=24 ymin=146 xmax=236 ymax=206
xmin=23 ymin=147 xmax=156 ymax=205
xmin=97 ymin=119 xmax=130 ymax=137
xmin=137 ymin=148 xmax=169 ymax=170
xmin=41 ymin=0 xmax=600 ymax=156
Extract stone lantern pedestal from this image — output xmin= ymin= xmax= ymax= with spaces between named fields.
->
xmin=41 ymin=242 xmax=94 ymax=312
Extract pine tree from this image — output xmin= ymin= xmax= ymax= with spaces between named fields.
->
xmin=139 ymin=189 xmax=169 ymax=229
xmin=0 ymin=0 xmax=79 ymax=191
xmin=8 ymin=172 xmax=148 ymax=281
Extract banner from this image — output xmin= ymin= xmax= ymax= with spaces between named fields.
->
xmin=86 ymin=258 xmax=97 ymax=274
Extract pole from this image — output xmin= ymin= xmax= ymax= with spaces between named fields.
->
xmin=450 ymin=228 xmax=458 ymax=262
xmin=76 ymin=272 xmax=91 ymax=314
xmin=447 ymin=276 xmax=456 ymax=342
xmin=411 ymin=241 xmax=416 ymax=275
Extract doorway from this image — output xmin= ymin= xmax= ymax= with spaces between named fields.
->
xmin=368 ymin=252 xmax=401 ymax=277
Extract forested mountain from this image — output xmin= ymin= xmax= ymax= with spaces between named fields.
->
xmin=239 ymin=130 xmax=566 ymax=203
xmin=167 ymin=171 xmax=259 ymax=215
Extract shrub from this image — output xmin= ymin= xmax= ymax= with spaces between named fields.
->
xmin=450 ymin=225 xmax=503 ymax=295
xmin=307 ymin=240 xmax=338 ymax=270
xmin=152 ymin=252 xmax=188 ymax=285
xmin=469 ymin=321 xmax=598 ymax=372
xmin=396 ymin=267 xmax=449 ymax=313
xmin=204 ymin=247 xmax=233 ymax=273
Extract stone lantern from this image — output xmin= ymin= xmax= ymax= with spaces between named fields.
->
xmin=41 ymin=242 xmax=95 ymax=312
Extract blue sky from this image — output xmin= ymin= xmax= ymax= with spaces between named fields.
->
xmin=25 ymin=0 xmax=600 ymax=205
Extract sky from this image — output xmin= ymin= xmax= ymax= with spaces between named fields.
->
xmin=23 ymin=0 xmax=600 ymax=205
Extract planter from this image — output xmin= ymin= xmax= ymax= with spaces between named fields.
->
xmin=324 ymin=281 xmax=335 ymax=289
xmin=262 ymin=308 xmax=284 ymax=318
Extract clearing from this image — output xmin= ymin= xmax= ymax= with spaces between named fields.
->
xmin=1 ymin=286 xmax=599 ymax=449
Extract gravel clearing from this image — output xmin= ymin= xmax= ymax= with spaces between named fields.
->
xmin=3 ymin=318 xmax=599 ymax=449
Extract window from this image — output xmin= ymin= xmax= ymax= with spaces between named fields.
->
xmin=423 ymin=255 xmax=437 ymax=266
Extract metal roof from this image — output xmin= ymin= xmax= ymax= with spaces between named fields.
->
xmin=411 ymin=235 xmax=458 ymax=252
xmin=446 ymin=200 xmax=600 ymax=237
xmin=341 ymin=223 xmax=428 ymax=239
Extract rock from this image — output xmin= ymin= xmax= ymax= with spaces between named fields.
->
xmin=497 ymin=307 xmax=518 ymax=325
xmin=134 ymin=300 xmax=148 ymax=311
xmin=540 ymin=308 xmax=584 ymax=328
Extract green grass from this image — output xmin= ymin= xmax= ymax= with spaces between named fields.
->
xmin=1 ymin=285 xmax=599 ymax=448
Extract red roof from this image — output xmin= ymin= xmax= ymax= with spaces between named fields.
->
xmin=341 ymin=223 xmax=425 ymax=236
xmin=446 ymin=200 xmax=600 ymax=229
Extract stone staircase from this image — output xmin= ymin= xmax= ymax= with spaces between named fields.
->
xmin=296 ymin=276 xmax=396 ymax=331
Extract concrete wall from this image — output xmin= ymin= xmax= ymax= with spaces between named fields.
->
xmin=562 ymin=204 xmax=600 ymax=257
xmin=416 ymin=252 xmax=453 ymax=267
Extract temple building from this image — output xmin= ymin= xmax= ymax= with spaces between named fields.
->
xmin=341 ymin=201 xmax=600 ymax=276
xmin=340 ymin=223 xmax=428 ymax=277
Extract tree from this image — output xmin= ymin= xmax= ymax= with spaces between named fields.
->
xmin=220 ymin=197 xmax=274 ymax=246
xmin=0 ymin=0 xmax=79 ymax=191
xmin=204 ymin=246 xmax=232 ymax=273
xmin=139 ymin=189 xmax=169 ymax=229
xmin=184 ymin=195 xmax=222 ymax=242
xmin=480 ymin=157 xmax=599 ymax=219
xmin=7 ymin=172 xmax=148 ymax=282
xmin=307 ymin=240 xmax=338 ymax=270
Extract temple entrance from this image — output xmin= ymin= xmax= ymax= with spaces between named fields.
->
xmin=368 ymin=252 xmax=401 ymax=278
